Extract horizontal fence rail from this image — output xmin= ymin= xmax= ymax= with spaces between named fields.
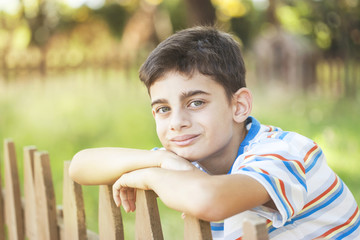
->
xmin=0 ymin=139 xmax=269 ymax=240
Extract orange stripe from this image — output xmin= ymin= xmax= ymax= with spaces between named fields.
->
xmin=259 ymin=168 xmax=270 ymax=175
xmin=266 ymin=125 xmax=273 ymax=132
xmin=259 ymin=154 xmax=305 ymax=174
xmin=240 ymin=155 xmax=297 ymax=216
xmin=316 ymin=207 xmax=359 ymax=238
xmin=279 ymin=179 xmax=295 ymax=217
xmin=304 ymin=143 xmax=318 ymax=163
xmin=244 ymin=154 xmax=255 ymax=160
xmin=303 ymin=176 xmax=338 ymax=209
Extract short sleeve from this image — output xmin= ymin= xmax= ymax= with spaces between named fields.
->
xmin=232 ymin=139 xmax=308 ymax=227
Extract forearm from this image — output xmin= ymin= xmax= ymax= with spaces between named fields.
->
xmin=119 ymin=168 xmax=270 ymax=221
xmin=69 ymin=148 xmax=163 ymax=185
xmin=147 ymin=168 xmax=213 ymax=217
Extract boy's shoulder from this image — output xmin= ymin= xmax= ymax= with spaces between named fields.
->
xmin=245 ymin=117 xmax=317 ymax=157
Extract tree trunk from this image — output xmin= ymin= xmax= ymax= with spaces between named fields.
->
xmin=184 ymin=0 xmax=216 ymax=26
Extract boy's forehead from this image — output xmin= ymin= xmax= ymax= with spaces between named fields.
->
xmin=150 ymin=72 xmax=206 ymax=91
xmin=150 ymin=71 xmax=217 ymax=90
xmin=149 ymin=71 xmax=227 ymax=101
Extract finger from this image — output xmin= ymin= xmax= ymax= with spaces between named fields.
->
xmin=120 ymin=187 xmax=130 ymax=212
xmin=127 ymin=188 xmax=136 ymax=212
xmin=112 ymin=179 xmax=122 ymax=207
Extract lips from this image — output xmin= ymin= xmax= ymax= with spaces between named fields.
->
xmin=170 ymin=134 xmax=200 ymax=146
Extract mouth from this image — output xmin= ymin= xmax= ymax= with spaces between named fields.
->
xmin=170 ymin=134 xmax=200 ymax=146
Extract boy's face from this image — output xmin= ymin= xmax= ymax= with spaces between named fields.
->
xmin=150 ymin=71 xmax=241 ymax=165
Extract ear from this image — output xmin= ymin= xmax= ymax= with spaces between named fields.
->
xmin=231 ymin=88 xmax=252 ymax=123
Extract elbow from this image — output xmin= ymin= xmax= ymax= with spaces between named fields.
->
xmin=191 ymin=202 xmax=226 ymax=223
xmin=185 ymin=179 xmax=226 ymax=222
xmin=69 ymin=150 xmax=87 ymax=184
xmin=68 ymin=161 xmax=78 ymax=183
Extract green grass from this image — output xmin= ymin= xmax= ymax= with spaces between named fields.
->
xmin=0 ymin=70 xmax=359 ymax=239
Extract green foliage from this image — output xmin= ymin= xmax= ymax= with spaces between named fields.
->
xmin=94 ymin=4 xmax=130 ymax=39
xmin=161 ymin=0 xmax=188 ymax=31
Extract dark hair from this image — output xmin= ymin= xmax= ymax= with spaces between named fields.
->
xmin=139 ymin=26 xmax=246 ymax=100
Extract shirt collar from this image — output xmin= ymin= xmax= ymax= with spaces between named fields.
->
xmin=227 ymin=116 xmax=261 ymax=174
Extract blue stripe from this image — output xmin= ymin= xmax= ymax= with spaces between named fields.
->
xmin=211 ymin=225 xmax=224 ymax=231
xmin=248 ymin=155 xmax=306 ymax=194
xmin=278 ymin=132 xmax=289 ymax=140
xmin=239 ymin=117 xmax=261 ymax=155
xmin=250 ymin=155 xmax=306 ymax=191
xmin=282 ymin=161 xmax=307 ymax=190
xmin=306 ymin=149 xmax=322 ymax=172
xmin=333 ymin=212 xmax=360 ymax=239
xmin=291 ymin=180 xmax=344 ymax=222
xmin=242 ymin=167 xmax=291 ymax=219
xmin=268 ymin=225 xmax=277 ymax=234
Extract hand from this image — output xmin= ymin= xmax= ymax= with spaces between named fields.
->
xmin=112 ymin=168 xmax=152 ymax=212
xmin=157 ymin=150 xmax=195 ymax=171
xmin=113 ymin=186 xmax=136 ymax=212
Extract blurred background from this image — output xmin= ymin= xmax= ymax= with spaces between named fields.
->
xmin=0 ymin=0 xmax=359 ymax=239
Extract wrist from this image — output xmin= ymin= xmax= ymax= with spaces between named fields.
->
xmin=152 ymin=149 xmax=165 ymax=168
xmin=142 ymin=167 xmax=163 ymax=190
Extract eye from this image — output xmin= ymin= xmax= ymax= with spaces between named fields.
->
xmin=188 ymin=100 xmax=204 ymax=108
xmin=156 ymin=106 xmax=171 ymax=114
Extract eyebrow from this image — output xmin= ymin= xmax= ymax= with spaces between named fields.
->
xmin=151 ymin=98 xmax=168 ymax=107
xmin=151 ymin=90 xmax=210 ymax=107
xmin=180 ymin=90 xmax=210 ymax=100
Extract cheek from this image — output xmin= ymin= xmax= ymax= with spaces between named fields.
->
xmin=204 ymin=112 xmax=234 ymax=138
xmin=203 ymin=108 xmax=233 ymax=128
xmin=155 ymin=119 xmax=167 ymax=139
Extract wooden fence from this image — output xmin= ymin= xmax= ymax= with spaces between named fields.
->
xmin=0 ymin=139 xmax=269 ymax=240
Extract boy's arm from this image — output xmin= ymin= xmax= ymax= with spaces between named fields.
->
xmin=69 ymin=148 xmax=194 ymax=185
xmin=113 ymin=167 xmax=271 ymax=222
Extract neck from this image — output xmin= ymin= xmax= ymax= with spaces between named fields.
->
xmin=198 ymin=123 xmax=247 ymax=175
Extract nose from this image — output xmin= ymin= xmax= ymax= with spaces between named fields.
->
xmin=169 ymin=108 xmax=191 ymax=131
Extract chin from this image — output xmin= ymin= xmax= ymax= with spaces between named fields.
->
xmin=173 ymin=149 xmax=203 ymax=162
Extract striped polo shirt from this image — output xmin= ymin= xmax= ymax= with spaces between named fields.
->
xmin=210 ymin=117 xmax=360 ymax=240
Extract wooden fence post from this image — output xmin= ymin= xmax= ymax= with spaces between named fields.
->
xmin=0 ymin=146 xmax=5 ymax=240
xmin=62 ymin=161 xmax=87 ymax=240
xmin=135 ymin=190 xmax=163 ymax=240
xmin=0 ymin=188 xmax=4 ymax=240
xmin=4 ymin=139 xmax=24 ymax=240
xmin=184 ymin=215 xmax=212 ymax=240
xmin=1 ymin=140 xmax=271 ymax=240
xmin=98 ymin=185 xmax=124 ymax=240
xmin=23 ymin=146 xmax=38 ymax=240
xmin=242 ymin=215 xmax=269 ymax=240
xmin=34 ymin=151 xmax=59 ymax=240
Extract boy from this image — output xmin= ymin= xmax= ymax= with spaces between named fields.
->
xmin=70 ymin=26 xmax=360 ymax=239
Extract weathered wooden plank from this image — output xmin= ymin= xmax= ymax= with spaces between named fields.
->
xmin=135 ymin=190 xmax=163 ymax=240
xmin=98 ymin=185 xmax=124 ymax=240
xmin=184 ymin=215 xmax=212 ymax=240
xmin=62 ymin=161 xmax=87 ymax=240
xmin=23 ymin=146 xmax=38 ymax=240
xmin=0 ymin=156 xmax=5 ymax=240
xmin=4 ymin=139 xmax=24 ymax=240
xmin=34 ymin=151 xmax=59 ymax=240
xmin=242 ymin=215 xmax=269 ymax=240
